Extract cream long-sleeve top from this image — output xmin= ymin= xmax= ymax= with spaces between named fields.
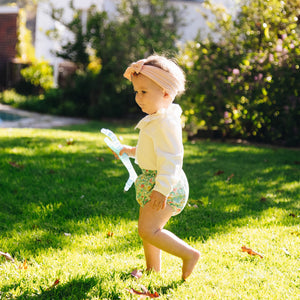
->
xmin=134 ymin=103 xmax=184 ymax=197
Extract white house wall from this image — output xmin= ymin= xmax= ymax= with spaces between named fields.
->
xmin=35 ymin=0 xmax=239 ymax=64
xmin=175 ymin=0 xmax=239 ymax=42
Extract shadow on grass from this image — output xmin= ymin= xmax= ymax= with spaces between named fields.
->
xmin=156 ymin=279 xmax=185 ymax=297
xmin=0 ymin=133 xmax=140 ymax=256
xmin=10 ymin=276 xmax=99 ymax=300
xmin=167 ymin=141 xmax=300 ymax=240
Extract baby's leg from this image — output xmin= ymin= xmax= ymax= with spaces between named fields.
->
xmin=143 ymin=239 xmax=161 ymax=272
xmin=138 ymin=204 xmax=200 ymax=280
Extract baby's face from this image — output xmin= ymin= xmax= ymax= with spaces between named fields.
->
xmin=132 ymin=74 xmax=172 ymax=115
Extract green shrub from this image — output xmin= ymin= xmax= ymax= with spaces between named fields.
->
xmin=0 ymin=89 xmax=27 ymax=105
xmin=0 ymin=88 xmax=62 ymax=115
xmin=16 ymin=8 xmax=54 ymax=94
xmin=47 ymin=0 xmax=182 ymax=119
xmin=20 ymin=59 xmax=54 ymax=92
xmin=179 ymin=0 xmax=300 ymax=145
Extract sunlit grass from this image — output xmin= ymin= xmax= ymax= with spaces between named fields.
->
xmin=0 ymin=124 xmax=299 ymax=299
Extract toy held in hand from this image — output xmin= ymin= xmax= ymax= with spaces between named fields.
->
xmin=101 ymin=128 xmax=137 ymax=191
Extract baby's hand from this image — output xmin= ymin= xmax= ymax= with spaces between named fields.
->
xmin=119 ymin=146 xmax=136 ymax=157
xmin=149 ymin=190 xmax=167 ymax=211
xmin=110 ymin=146 xmax=133 ymax=159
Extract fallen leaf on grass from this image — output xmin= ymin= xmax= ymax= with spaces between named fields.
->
xmin=241 ymin=246 xmax=263 ymax=258
xmin=19 ymin=259 xmax=28 ymax=269
xmin=66 ymin=138 xmax=74 ymax=145
xmin=282 ymin=247 xmax=290 ymax=255
xmin=46 ymin=279 xmax=60 ymax=290
xmin=127 ymin=285 xmax=159 ymax=298
xmin=9 ymin=161 xmax=24 ymax=169
xmin=226 ymin=173 xmax=234 ymax=181
xmin=291 ymin=231 xmax=300 ymax=236
xmin=0 ymin=251 xmax=14 ymax=262
xmin=131 ymin=269 xmax=143 ymax=279
xmin=214 ymin=170 xmax=224 ymax=176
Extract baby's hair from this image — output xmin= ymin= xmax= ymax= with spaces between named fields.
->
xmin=142 ymin=55 xmax=186 ymax=96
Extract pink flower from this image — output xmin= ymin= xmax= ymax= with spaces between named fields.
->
xmin=232 ymin=68 xmax=240 ymax=75
xmin=224 ymin=111 xmax=232 ymax=124
xmin=269 ymin=54 xmax=274 ymax=62
xmin=254 ymin=73 xmax=263 ymax=81
xmin=276 ymin=39 xmax=283 ymax=52
xmin=276 ymin=44 xmax=283 ymax=52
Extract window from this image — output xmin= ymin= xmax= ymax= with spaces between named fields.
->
xmin=169 ymin=0 xmax=204 ymax=3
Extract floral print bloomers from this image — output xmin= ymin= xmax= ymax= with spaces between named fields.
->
xmin=135 ymin=169 xmax=189 ymax=215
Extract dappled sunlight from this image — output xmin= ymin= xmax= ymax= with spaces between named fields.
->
xmin=0 ymin=126 xmax=299 ymax=299
xmin=0 ymin=127 xmax=139 ymax=236
xmin=171 ymin=139 xmax=299 ymax=242
xmin=280 ymin=181 xmax=300 ymax=193
xmin=222 ymin=204 xmax=241 ymax=213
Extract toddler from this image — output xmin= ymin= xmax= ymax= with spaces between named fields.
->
xmin=121 ymin=55 xmax=200 ymax=280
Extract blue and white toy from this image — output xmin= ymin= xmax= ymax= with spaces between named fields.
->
xmin=101 ymin=128 xmax=137 ymax=192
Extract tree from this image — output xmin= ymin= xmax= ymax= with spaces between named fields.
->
xmin=47 ymin=0 xmax=184 ymax=118
xmin=16 ymin=6 xmax=54 ymax=94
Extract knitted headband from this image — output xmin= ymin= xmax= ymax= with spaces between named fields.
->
xmin=123 ymin=59 xmax=184 ymax=98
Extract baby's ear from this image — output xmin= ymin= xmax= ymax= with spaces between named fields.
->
xmin=163 ymin=90 xmax=171 ymax=98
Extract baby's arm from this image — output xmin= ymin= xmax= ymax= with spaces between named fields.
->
xmin=152 ymin=119 xmax=183 ymax=197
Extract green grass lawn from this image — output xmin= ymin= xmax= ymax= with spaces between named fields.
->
xmin=0 ymin=122 xmax=299 ymax=299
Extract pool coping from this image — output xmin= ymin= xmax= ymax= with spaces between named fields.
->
xmin=0 ymin=104 xmax=88 ymax=128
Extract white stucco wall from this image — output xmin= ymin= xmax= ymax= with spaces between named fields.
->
xmin=35 ymin=0 xmax=239 ymax=64
xmin=175 ymin=0 xmax=239 ymax=42
xmin=35 ymin=0 xmax=106 ymax=63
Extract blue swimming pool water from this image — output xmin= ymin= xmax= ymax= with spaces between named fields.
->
xmin=0 ymin=111 xmax=25 ymax=122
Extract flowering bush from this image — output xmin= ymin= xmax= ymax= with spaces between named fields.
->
xmin=179 ymin=0 xmax=300 ymax=145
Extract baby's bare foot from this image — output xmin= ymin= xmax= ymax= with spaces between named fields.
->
xmin=182 ymin=250 xmax=200 ymax=280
